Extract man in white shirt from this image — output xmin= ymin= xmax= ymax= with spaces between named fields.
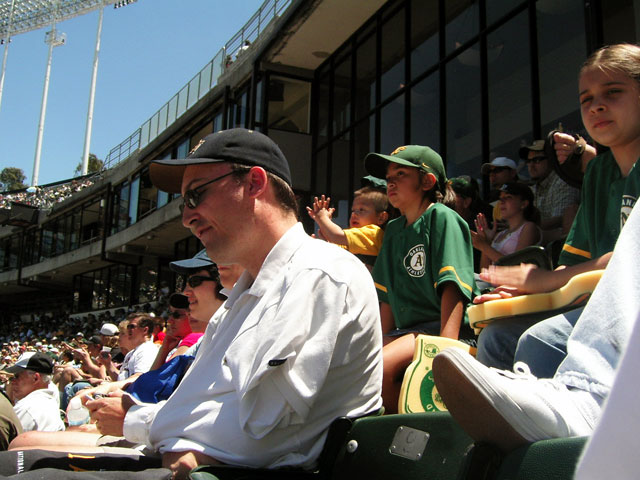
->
xmin=86 ymin=128 xmax=383 ymax=479
xmin=4 ymin=352 xmax=64 ymax=432
xmin=117 ymin=313 xmax=158 ymax=381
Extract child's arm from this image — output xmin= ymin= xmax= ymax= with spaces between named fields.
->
xmin=306 ymin=195 xmax=347 ymax=245
xmin=439 ymin=282 xmax=465 ymax=340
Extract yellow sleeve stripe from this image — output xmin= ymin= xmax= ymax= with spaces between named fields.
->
xmin=374 ymin=282 xmax=387 ymax=293
xmin=562 ymin=244 xmax=592 ymax=259
xmin=435 ymin=266 xmax=473 ymax=293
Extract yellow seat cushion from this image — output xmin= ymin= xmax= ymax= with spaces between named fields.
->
xmin=468 ymin=270 xmax=604 ymax=334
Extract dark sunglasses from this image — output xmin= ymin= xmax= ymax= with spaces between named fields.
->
xmin=169 ymin=310 xmax=187 ymax=319
xmin=126 ymin=324 xmax=139 ymax=331
xmin=182 ymin=171 xmax=235 ymax=210
xmin=186 ymin=275 xmax=216 ymax=288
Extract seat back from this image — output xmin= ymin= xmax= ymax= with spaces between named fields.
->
xmin=398 ymin=335 xmax=474 ymax=414
xmin=329 ymin=412 xmax=474 ymax=480
xmin=491 ymin=436 xmax=587 ymax=480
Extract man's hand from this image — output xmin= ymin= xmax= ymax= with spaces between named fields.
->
xmin=162 ymin=451 xmax=220 ymax=480
xmin=83 ymin=391 xmax=133 ymax=436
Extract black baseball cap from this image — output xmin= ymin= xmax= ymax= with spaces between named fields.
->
xmin=150 ymin=128 xmax=292 ymax=193
xmin=169 ymin=293 xmax=190 ymax=310
xmin=169 ymin=249 xmax=217 ymax=275
xmin=3 ymin=352 xmax=54 ymax=375
xmin=85 ymin=335 xmax=103 ymax=346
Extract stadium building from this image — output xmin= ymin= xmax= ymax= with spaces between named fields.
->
xmin=0 ymin=0 xmax=637 ymax=319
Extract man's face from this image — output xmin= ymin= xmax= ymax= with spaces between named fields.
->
xmin=9 ymin=369 xmax=40 ymax=401
xmin=488 ymin=166 xmax=516 ymax=189
xmin=126 ymin=317 xmax=149 ymax=347
xmin=181 ymin=163 xmax=247 ymax=265
xmin=526 ymin=150 xmax=550 ymax=182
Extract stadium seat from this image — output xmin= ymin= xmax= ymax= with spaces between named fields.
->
xmin=189 ymin=412 xmax=475 ymax=480
xmin=398 ymin=335 xmax=475 ymax=414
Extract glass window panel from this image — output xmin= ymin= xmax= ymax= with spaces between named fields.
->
xmin=410 ymin=72 xmax=440 ymax=152
xmin=381 ymin=7 xmax=406 ymax=102
xmin=118 ymin=182 xmax=131 ymax=232
xmin=411 ymin=0 xmax=439 ymax=79
xmin=333 ymin=54 xmax=352 ymax=134
xmin=176 ymin=139 xmax=189 ymax=159
xmin=380 ymin=94 xmax=405 ymax=155
xmin=129 ymin=176 xmax=140 ymax=225
xmin=354 ymin=116 xmax=375 ymax=183
xmin=199 ymin=62 xmax=213 ymax=98
xmin=445 ymin=0 xmax=479 ymax=55
xmin=92 ymin=270 xmax=106 ymax=310
xmin=355 ymin=33 xmax=377 ymax=121
xmin=138 ymin=168 xmax=157 ymax=219
xmin=315 ymin=147 xmax=328 ymax=195
xmin=317 ymin=71 xmax=330 ymax=142
xmin=268 ymin=77 xmax=311 ymax=133
xmin=149 ymin=113 xmax=159 ymax=142
xmin=446 ymin=50 xmax=481 ymax=178
xmin=330 ymin=134 xmax=351 ymax=229
xmin=177 ymin=85 xmax=189 ymax=117
xmin=238 ymin=90 xmax=248 ymax=128
xmin=82 ymin=199 xmax=102 ymax=243
xmin=167 ymin=95 xmax=178 ymax=125
xmin=537 ymin=0 xmax=587 ymax=137
xmin=140 ymin=120 xmax=150 ymax=148
xmin=157 ymin=104 xmax=168 ymax=134
xmin=188 ymin=76 xmax=200 ymax=108
xmin=487 ymin=0 xmax=522 ymax=25
xmin=213 ymin=111 xmax=223 ymax=132
xmin=254 ymin=79 xmax=263 ymax=126
xmin=487 ymin=10 xmax=532 ymax=177
xmin=138 ymin=258 xmax=158 ymax=304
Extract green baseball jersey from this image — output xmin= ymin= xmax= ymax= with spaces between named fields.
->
xmin=372 ymin=203 xmax=478 ymax=329
xmin=560 ymin=151 xmax=640 ymax=266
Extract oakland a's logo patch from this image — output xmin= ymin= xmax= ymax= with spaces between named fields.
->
xmin=621 ymin=195 xmax=636 ymax=227
xmin=404 ymin=244 xmax=426 ymax=277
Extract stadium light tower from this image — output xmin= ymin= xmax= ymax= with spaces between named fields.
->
xmin=33 ymin=19 xmax=66 ymax=187
xmin=0 ymin=0 xmax=137 ymax=185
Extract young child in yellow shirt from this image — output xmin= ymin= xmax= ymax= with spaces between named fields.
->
xmin=307 ymin=186 xmax=389 ymax=268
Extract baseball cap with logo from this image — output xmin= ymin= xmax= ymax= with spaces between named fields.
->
xmin=365 ymin=145 xmax=448 ymax=193
xmin=3 ymin=352 xmax=54 ymax=375
xmin=150 ymin=128 xmax=292 ymax=193
xmin=480 ymin=157 xmax=517 ymax=175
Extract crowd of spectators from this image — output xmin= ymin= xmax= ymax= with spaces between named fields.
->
xmin=0 ymin=178 xmax=94 ymax=210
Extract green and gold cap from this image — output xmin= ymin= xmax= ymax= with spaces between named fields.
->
xmin=364 ymin=145 xmax=448 ymax=192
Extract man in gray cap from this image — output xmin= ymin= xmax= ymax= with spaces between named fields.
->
xmin=85 ymin=128 xmax=383 ymax=479
xmin=3 ymin=352 xmax=64 ymax=432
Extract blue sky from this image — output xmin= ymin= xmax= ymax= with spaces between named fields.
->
xmin=0 ymin=0 xmax=264 ymax=186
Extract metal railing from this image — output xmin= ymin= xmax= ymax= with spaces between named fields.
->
xmin=103 ymin=0 xmax=291 ymax=169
